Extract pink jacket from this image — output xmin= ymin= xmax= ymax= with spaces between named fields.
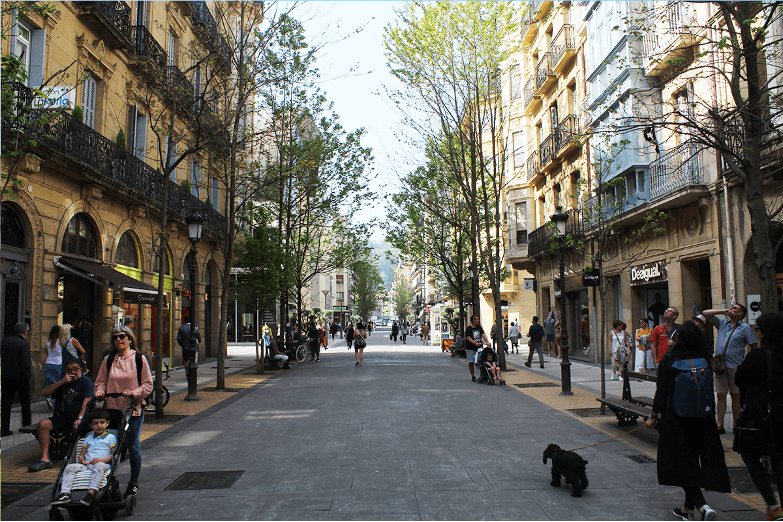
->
xmin=95 ymin=350 xmax=153 ymax=416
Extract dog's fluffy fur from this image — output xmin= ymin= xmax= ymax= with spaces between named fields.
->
xmin=542 ymin=443 xmax=589 ymax=497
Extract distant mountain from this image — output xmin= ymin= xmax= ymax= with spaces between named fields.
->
xmin=369 ymin=239 xmax=398 ymax=291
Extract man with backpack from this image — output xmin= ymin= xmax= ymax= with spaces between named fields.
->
xmin=525 ymin=316 xmax=546 ymax=369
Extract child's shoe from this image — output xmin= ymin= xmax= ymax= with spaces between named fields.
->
xmin=53 ymin=492 xmax=71 ymax=505
xmin=80 ymin=491 xmax=95 ymax=506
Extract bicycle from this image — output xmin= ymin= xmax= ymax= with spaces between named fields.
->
xmin=295 ymin=343 xmax=308 ymax=363
xmin=145 ymin=362 xmax=171 ymax=411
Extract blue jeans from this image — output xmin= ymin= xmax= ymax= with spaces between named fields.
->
xmin=309 ymin=340 xmax=319 ymax=359
xmin=127 ymin=412 xmax=144 ymax=483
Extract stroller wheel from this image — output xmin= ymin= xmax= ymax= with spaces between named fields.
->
xmin=49 ymin=507 xmax=64 ymax=521
xmin=124 ymin=494 xmax=137 ymax=515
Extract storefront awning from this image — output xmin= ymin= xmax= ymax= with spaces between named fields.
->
xmin=54 ymin=257 xmax=159 ymax=303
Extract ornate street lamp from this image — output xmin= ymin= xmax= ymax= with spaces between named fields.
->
xmin=185 ymin=212 xmax=203 ymax=401
xmin=550 ymin=206 xmax=572 ymax=396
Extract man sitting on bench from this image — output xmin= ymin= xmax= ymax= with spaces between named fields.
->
xmin=270 ymin=336 xmax=291 ymax=369
xmin=28 ymin=360 xmax=94 ymax=472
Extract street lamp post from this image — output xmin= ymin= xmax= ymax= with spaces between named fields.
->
xmin=550 ymin=206 xmax=572 ymax=396
xmin=322 ymin=290 xmax=329 ymax=312
xmin=185 ymin=212 xmax=203 ymax=402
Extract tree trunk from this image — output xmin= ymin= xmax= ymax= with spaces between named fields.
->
xmin=745 ymin=171 xmax=777 ymax=313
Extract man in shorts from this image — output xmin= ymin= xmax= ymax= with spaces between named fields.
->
xmin=465 ymin=315 xmax=489 ymax=382
xmin=28 ymin=360 xmax=94 ymax=472
xmin=543 ymin=313 xmax=556 ymax=357
xmin=702 ymin=304 xmax=757 ymax=434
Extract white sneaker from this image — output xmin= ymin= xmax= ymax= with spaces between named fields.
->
xmin=700 ymin=505 xmax=717 ymax=521
xmin=618 ymin=375 xmax=623 ymax=381
xmin=610 ymin=373 xmax=617 ymax=380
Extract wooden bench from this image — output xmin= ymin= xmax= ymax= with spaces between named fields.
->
xmin=596 ymin=366 xmax=658 ymax=426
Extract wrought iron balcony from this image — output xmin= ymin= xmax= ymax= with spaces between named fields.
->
xmin=551 ymin=25 xmax=575 ymax=71
xmin=528 ymin=208 xmax=583 ymax=258
xmin=166 ymin=65 xmax=195 ymax=109
xmin=523 ymin=1 xmax=541 ymax=43
xmin=536 ymin=53 xmax=555 ymax=92
xmin=650 ymin=140 xmax=702 ymax=200
xmin=539 ymin=133 xmax=555 ymax=168
xmin=3 ymin=83 xmax=225 ymax=236
xmin=554 ymin=114 xmax=580 ymax=154
xmin=74 ymin=1 xmax=131 ymax=48
xmin=523 ymin=76 xmax=540 ymax=109
xmin=189 ymin=1 xmax=231 ymax=69
xmin=527 ymin=150 xmax=539 ymax=181
xmin=642 ymin=2 xmax=698 ymax=75
xmin=130 ymin=25 xmax=167 ymax=69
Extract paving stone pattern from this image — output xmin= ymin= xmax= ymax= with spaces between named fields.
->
xmin=2 ymin=330 xmax=763 ymax=520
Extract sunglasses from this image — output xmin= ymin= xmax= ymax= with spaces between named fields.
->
xmin=112 ymin=333 xmax=127 ymax=341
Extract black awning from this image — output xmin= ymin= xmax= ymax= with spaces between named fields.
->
xmin=54 ymin=257 xmax=158 ymax=296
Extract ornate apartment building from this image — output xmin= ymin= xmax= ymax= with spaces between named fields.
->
xmin=1 ymin=1 xmax=250 ymax=392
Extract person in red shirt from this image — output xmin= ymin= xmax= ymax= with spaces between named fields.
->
xmin=650 ymin=307 xmax=680 ymax=366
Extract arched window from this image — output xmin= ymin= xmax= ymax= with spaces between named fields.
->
xmin=153 ymin=247 xmax=171 ymax=276
xmin=115 ymin=232 xmax=139 ymax=268
xmin=61 ymin=214 xmax=97 ymax=258
xmin=1 ymin=205 xmax=26 ymax=248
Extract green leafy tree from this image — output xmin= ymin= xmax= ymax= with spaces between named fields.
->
xmin=350 ymin=256 xmax=385 ymax=321
xmin=391 ymin=274 xmax=415 ymax=322
xmin=385 ymin=1 xmax=520 ymax=369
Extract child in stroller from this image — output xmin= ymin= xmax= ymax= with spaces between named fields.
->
xmin=475 ymin=346 xmax=505 ymax=385
xmin=48 ymin=393 xmax=138 ymax=520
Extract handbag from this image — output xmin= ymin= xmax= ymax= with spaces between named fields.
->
xmin=711 ymin=323 xmax=738 ymax=375
xmin=354 ymin=333 xmax=367 ymax=349
xmin=733 ymin=349 xmax=777 ymax=455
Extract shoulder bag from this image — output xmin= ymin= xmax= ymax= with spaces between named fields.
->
xmin=711 ymin=322 xmax=739 ymax=375
xmin=733 ymin=349 xmax=777 ymax=455
xmin=354 ymin=331 xmax=367 ymax=349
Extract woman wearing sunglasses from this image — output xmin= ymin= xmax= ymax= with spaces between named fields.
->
xmin=94 ymin=325 xmax=153 ymax=499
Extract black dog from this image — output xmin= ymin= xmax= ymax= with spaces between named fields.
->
xmin=542 ymin=443 xmax=589 ymax=497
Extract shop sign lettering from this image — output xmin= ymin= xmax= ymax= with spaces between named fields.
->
xmin=630 ymin=261 xmax=668 ymax=286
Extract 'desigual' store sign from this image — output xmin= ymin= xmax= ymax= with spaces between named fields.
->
xmin=630 ymin=260 xmax=668 ymax=286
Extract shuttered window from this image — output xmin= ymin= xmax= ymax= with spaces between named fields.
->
xmin=62 ymin=214 xmax=97 ymax=258
xmin=82 ymin=74 xmax=97 ymax=128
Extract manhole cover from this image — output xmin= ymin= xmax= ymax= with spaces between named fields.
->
xmin=201 ymin=387 xmax=244 ymax=392
xmin=567 ymin=407 xmax=608 ymax=418
xmin=728 ymin=466 xmax=779 ymax=494
xmin=627 ymin=454 xmax=656 ymax=464
xmin=1 ymin=483 xmax=49 ymax=509
xmin=514 ymin=382 xmax=559 ymax=388
xmin=165 ymin=471 xmax=245 ymax=491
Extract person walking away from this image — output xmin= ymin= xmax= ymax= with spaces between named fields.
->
xmin=525 ymin=316 xmax=546 ymax=369
xmin=29 ymin=359 xmax=93 ymax=472
xmin=465 ymin=315 xmax=489 ymax=382
xmin=635 ymin=318 xmax=654 ymax=374
xmin=610 ymin=320 xmax=631 ymax=381
xmin=508 ymin=321 xmax=520 ymax=354
xmin=345 ymin=322 xmax=355 ymax=349
xmin=72 ymin=318 xmax=92 ymax=375
xmin=543 ymin=313 xmax=556 ymax=356
xmin=650 ymin=307 xmax=680 ymax=370
xmin=401 ymin=323 xmax=408 ymax=344
xmin=176 ymin=316 xmax=201 ymax=373
xmin=354 ymin=323 xmax=368 ymax=366
xmin=391 ymin=322 xmax=399 ymax=343
xmin=421 ymin=323 xmax=430 ymax=345
xmin=367 ymin=322 xmax=373 ymax=337
xmin=734 ymin=313 xmax=783 ymax=521
xmin=44 ymin=325 xmax=63 ymax=410
xmin=307 ymin=321 xmax=320 ymax=361
xmin=645 ymin=321 xmax=729 ymax=521
xmin=701 ymin=304 xmax=757 ymax=434
xmin=59 ymin=323 xmax=86 ymax=373
xmin=2 ymin=322 xmax=32 ymax=436
xmin=330 ymin=321 xmax=338 ymax=340
xmin=94 ymin=325 xmax=153 ymax=498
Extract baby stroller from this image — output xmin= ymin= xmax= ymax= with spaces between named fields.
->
xmin=475 ymin=346 xmax=505 ymax=385
xmin=48 ymin=393 xmax=137 ymax=521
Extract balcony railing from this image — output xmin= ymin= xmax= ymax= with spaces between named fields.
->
xmin=650 ymin=140 xmax=702 ymax=199
xmin=189 ymin=1 xmax=231 ymax=68
xmin=527 ymin=150 xmax=539 ymax=181
xmin=4 ymin=83 xmax=225 ymax=235
xmin=554 ymin=114 xmax=580 ymax=153
xmin=523 ymin=76 xmax=539 ymax=108
xmin=130 ymin=25 xmax=167 ymax=69
xmin=642 ymin=2 xmax=696 ymax=74
xmin=75 ymin=1 xmax=132 ymax=48
xmin=536 ymin=53 xmax=553 ymax=91
xmin=166 ymin=65 xmax=195 ymax=108
xmin=539 ymin=133 xmax=555 ymax=167
xmin=528 ymin=208 xmax=583 ymax=258
xmin=551 ymin=25 xmax=575 ymax=67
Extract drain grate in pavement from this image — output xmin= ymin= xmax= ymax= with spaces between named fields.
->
xmin=165 ymin=471 xmax=245 ymax=491
xmin=567 ymin=407 xmax=609 ymax=418
xmin=201 ymin=387 xmax=244 ymax=392
xmin=627 ymin=454 xmax=656 ymax=464
xmin=514 ymin=382 xmax=559 ymax=388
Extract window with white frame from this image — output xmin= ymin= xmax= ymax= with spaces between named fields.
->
xmin=211 ymin=177 xmax=219 ymax=211
xmin=510 ymin=64 xmax=521 ymax=100
xmin=515 ymin=201 xmax=528 ymax=245
xmin=513 ymin=130 xmax=525 ymax=170
xmin=82 ymin=74 xmax=97 ymax=129
xmin=127 ymin=106 xmax=147 ymax=159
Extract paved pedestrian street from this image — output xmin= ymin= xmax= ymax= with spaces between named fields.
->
xmin=1 ymin=329 xmax=765 ymax=520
